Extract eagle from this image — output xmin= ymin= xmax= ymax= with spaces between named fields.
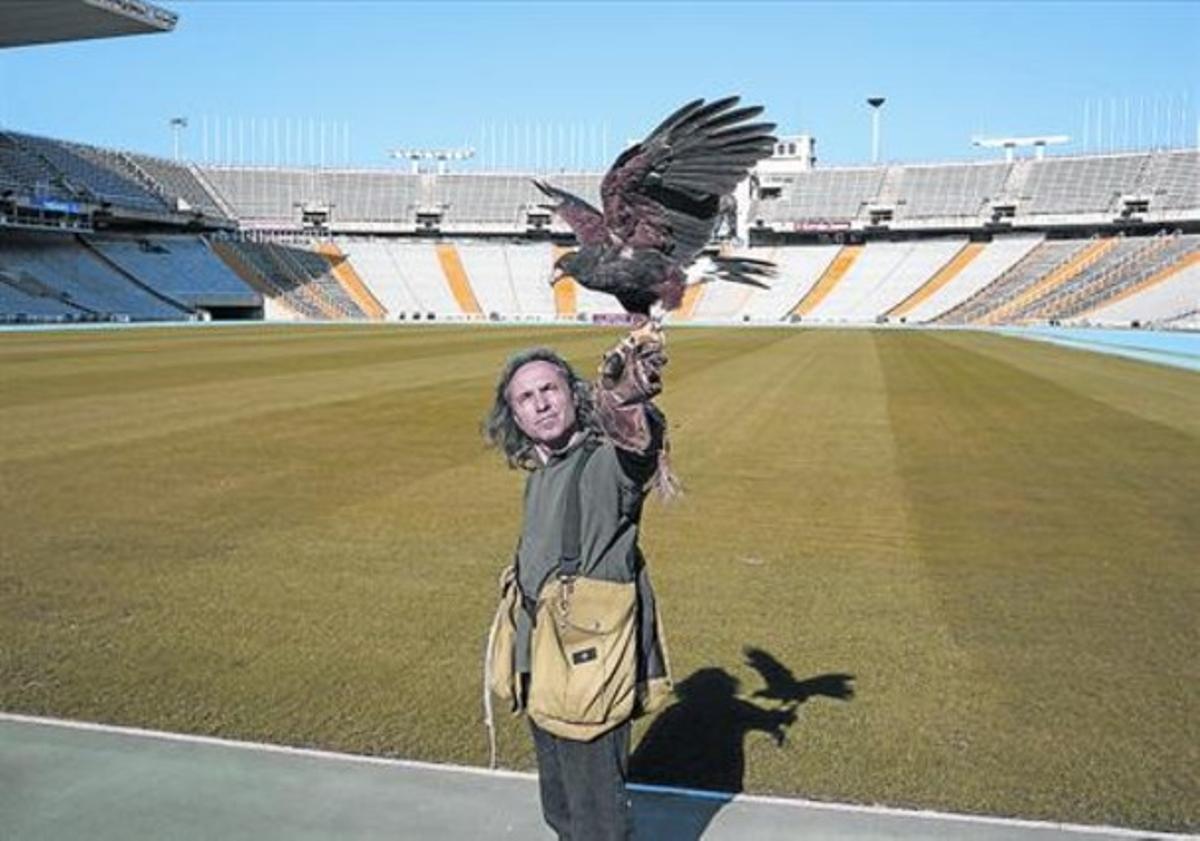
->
xmin=534 ymin=96 xmax=777 ymax=316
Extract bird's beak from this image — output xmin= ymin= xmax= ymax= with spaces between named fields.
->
xmin=550 ymin=266 xmax=565 ymax=286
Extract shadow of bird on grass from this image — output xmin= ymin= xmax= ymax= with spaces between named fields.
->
xmin=743 ymin=646 xmax=856 ymax=707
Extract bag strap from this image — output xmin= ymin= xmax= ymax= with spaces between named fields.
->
xmin=558 ymin=439 xmax=599 ymax=579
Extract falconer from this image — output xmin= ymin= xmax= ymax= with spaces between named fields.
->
xmin=484 ymin=324 xmax=675 ymax=841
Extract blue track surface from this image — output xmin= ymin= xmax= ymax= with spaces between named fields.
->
xmin=996 ymin=327 xmax=1200 ymax=372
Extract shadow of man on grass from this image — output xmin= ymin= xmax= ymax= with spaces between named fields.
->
xmin=629 ymin=647 xmax=854 ymax=841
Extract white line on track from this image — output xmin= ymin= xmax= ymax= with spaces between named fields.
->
xmin=2 ymin=712 xmax=1192 ymax=839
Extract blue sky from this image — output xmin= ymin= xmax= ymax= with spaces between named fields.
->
xmin=0 ymin=1 xmax=1196 ymax=168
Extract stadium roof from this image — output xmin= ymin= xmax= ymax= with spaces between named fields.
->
xmin=0 ymin=0 xmax=177 ymax=50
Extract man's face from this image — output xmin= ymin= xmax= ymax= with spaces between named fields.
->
xmin=507 ymin=360 xmax=577 ymax=450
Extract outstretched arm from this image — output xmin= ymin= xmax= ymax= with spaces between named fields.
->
xmin=593 ymin=322 xmax=672 ymax=487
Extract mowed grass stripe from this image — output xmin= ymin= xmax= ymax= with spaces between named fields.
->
xmin=932 ymin=330 xmax=1200 ymax=437
xmin=0 ymin=327 xmax=549 ymax=406
xmin=878 ymin=330 xmax=1199 ymax=830
xmin=0 ymin=327 xmax=614 ymax=462
xmin=2 ymin=326 xmax=1197 ymax=833
xmin=636 ymin=330 xmax=995 ymax=808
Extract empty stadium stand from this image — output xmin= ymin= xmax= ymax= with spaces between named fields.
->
xmin=0 ymin=230 xmax=192 ymax=320
xmin=86 ymin=234 xmax=261 ymax=315
xmin=313 ymin=242 xmax=387 ymax=320
xmin=335 ymin=239 xmax=427 ymax=320
xmin=1040 ymin=233 xmax=1200 ymax=323
xmin=741 ymin=245 xmax=838 ymax=321
xmin=899 ymin=235 xmax=1044 ymax=323
xmin=1083 ymin=250 xmax=1200 ymax=327
xmin=790 ymin=244 xmax=863 ymax=318
xmin=211 ymin=239 xmax=358 ymax=320
xmin=753 ymin=150 xmax=1200 ymax=232
xmin=9 ymin=132 xmax=166 ymax=213
xmin=1 ymin=127 xmax=1197 ymax=329
xmin=892 ymin=163 xmax=1011 ymax=220
xmin=888 ymin=241 xmax=986 ymax=320
xmin=126 ymin=154 xmax=229 ymax=218
xmin=936 ymin=239 xmax=1096 ymax=325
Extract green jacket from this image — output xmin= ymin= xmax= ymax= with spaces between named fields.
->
xmin=514 ymin=413 xmax=670 ymax=695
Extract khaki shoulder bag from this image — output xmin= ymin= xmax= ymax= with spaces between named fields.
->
xmin=525 ymin=442 xmax=640 ymax=742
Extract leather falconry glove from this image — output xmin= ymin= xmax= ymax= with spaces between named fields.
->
xmin=599 ymin=321 xmax=667 ymax=406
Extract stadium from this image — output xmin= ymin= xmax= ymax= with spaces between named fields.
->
xmin=2 ymin=2 xmax=1198 ymax=840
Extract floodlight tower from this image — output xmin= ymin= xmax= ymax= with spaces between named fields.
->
xmin=389 ymin=147 xmax=476 ymax=174
xmin=867 ymin=97 xmax=885 ymax=163
xmin=972 ymin=134 xmax=1069 ymax=162
xmin=169 ymin=116 xmax=188 ymax=162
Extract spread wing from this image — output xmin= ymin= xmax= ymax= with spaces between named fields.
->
xmin=601 ymin=96 xmax=776 ymax=263
xmin=744 ymin=646 xmax=797 ymax=699
xmin=532 ymin=179 xmax=608 ymax=247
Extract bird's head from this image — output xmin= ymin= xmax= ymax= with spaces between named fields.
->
xmin=551 ymin=247 xmax=600 ymax=286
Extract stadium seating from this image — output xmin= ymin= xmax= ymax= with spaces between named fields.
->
xmin=434 ymin=244 xmax=484 ymax=315
xmin=504 ymin=242 xmax=558 ymax=318
xmin=738 ymin=245 xmax=839 ymax=321
xmin=1082 ymin=253 xmax=1200 ymax=327
xmin=1017 ymin=154 xmax=1150 ymax=216
xmin=892 ymin=163 xmax=1011 ymax=220
xmin=126 ymin=154 xmax=229 ymax=218
xmin=754 ymin=167 xmax=886 ymax=225
xmin=1006 ymin=235 xmax=1166 ymax=322
xmin=900 ymin=235 xmax=1044 ymax=323
xmin=1042 ymin=233 xmax=1200 ymax=323
xmin=201 ymin=167 xmax=425 ymax=227
xmin=936 ymin=239 xmax=1095 ymax=325
xmin=313 ymin=241 xmax=387 ymax=320
xmin=382 ymin=242 xmax=469 ymax=317
xmin=0 ymin=230 xmax=190 ymax=319
xmin=888 ymin=242 xmax=985 ymax=319
xmin=200 ymin=168 xmax=314 ymax=225
xmin=978 ymin=237 xmax=1121 ymax=324
xmin=335 ymin=239 xmax=426 ymax=319
xmin=86 ymin=234 xmax=260 ymax=309
xmin=321 ymin=171 xmax=421 ymax=225
xmin=804 ymin=239 xmax=964 ymax=322
xmin=0 ymin=133 xmax=72 ymax=200
xmin=1139 ymin=151 xmax=1200 ymax=211
xmin=790 ymin=245 xmax=862 ymax=318
xmin=454 ymin=242 xmax=522 ymax=317
xmin=4 ymin=127 xmax=1199 ymax=329
xmin=213 ymin=240 xmax=338 ymax=319
xmin=436 ymin=175 xmax=538 ymax=227
xmin=0 ymin=269 xmax=83 ymax=321
xmin=9 ymin=132 xmax=167 ymax=212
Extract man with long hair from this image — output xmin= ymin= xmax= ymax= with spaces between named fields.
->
xmin=484 ymin=325 xmax=674 ymax=841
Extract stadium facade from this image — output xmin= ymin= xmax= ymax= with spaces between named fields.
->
xmin=1 ymin=127 xmax=1197 ymax=329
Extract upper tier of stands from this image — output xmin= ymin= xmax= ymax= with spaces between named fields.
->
xmin=2 ymin=130 xmax=1197 ymax=234
xmin=193 ymin=150 xmax=1198 ymax=232
xmin=0 ymin=131 xmax=230 ymax=223
xmin=197 ymin=168 xmax=603 ymax=233
xmin=753 ymin=151 xmax=1199 ymax=230
xmin=8 ymin=132 xmax=166 ymax=212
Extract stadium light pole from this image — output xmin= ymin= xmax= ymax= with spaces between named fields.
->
xmin=866 ymin=97 xmax=885 ymax=164
xmin=390 ymin=147 xmax=476 ymax=174
xmin=169 ymin=117 xmax=188 ymax=162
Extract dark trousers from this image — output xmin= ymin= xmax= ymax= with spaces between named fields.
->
xmin=529 ymin=719 xmax=632 ymax=841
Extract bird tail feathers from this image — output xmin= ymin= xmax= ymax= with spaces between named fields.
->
xmin=702 ymin=255 xmax=776 ymax=289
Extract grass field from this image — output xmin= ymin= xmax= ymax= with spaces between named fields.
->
xmin=1 ymin=324 xmax=1197 ymax=832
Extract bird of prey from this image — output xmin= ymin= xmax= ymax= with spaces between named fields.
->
xmin=534 ymin=96 xmax=777 ymax=316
